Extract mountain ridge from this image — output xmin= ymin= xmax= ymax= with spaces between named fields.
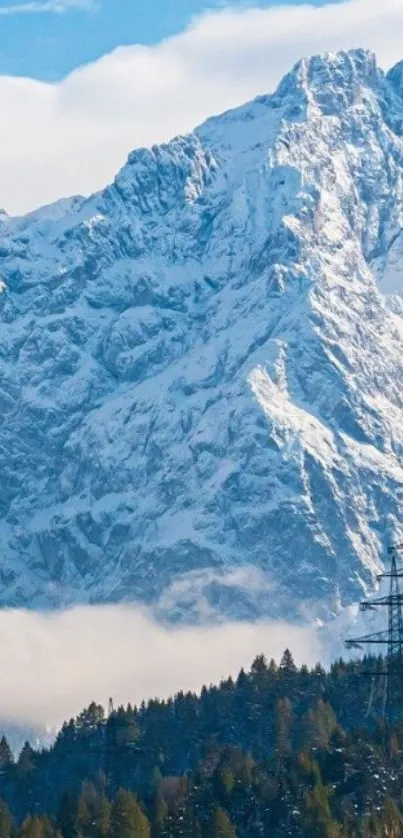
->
xmin=0 ymin=48 xmax=403 ymax=622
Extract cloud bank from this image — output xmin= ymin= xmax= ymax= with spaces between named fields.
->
xmin=0 ymin=0 xmax=402 ymax=214
xmin=0 ymin=605 xmax=323 ymax=729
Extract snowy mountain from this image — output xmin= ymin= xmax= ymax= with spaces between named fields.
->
xmin=1 ymin=48 xmax=403 ymax=622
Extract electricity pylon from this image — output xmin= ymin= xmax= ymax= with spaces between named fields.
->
xmin=345 ymin=543 xmax=403 ymax=721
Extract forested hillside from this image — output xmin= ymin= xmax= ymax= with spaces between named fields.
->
xmin=0 ymin=651 xmax=402 ymax=836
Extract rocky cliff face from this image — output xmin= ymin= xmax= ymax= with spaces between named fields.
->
xmin=0 ymin=49 xmax=403 ymax=622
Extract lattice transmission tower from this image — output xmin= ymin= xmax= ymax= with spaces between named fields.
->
xmin=345 ymin=543 xmax=403 ymax=721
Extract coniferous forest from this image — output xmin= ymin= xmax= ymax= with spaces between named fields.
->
xmin=1 ymin=651 xmax=403 ymax=836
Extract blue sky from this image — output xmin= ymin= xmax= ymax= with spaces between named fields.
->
xmin=0 ymin=0 xmax=336 ymax=80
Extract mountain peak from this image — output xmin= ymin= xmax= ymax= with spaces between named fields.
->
xmin=294 ymin=48 xmax=378 ymax=86
xmin=275 ymin=48 xmax=382 ymax=113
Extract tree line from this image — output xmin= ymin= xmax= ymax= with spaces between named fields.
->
xmin=0 ymin=650 xmax=402 ymax=836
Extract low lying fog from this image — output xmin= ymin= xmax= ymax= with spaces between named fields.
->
xmin=0 ymin=605 xmax=323 ymax=729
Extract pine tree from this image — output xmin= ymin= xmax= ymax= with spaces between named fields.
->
xmin=75 ymin=783 xmax=111 ymax=838
xmin=19 ymin=814 xmax=57 ymax=837
xmin=302 ymin=782 xmax=341 ymax=838
xmin=236 ymin=669 xmax=248 ymax=690
xmin=55 ymin=720 xmax=77 ymax=752
xmin=216 ymin=767 xmax=235 ymax=797
xmin=280 ymin=649 xmax=297 ymax=673
xmin=250 ymin=655 xmax=268 ymax=685
xmin=109 ymin=706 xmax=140 ymax=748
xmin=378 ymin=799 xmax=403 ymax=838
xmin=16 ymin=742 xmax=36 ymax=809
xmin=57 ymin=793 xmax=77 ymax=838
xmin=0 ymin=797 xmax=14 ymax=838
xmin=97 ymin=796 xmax=112 ymax=838
xmin=75 ymin=783 xmax=94 ymax=838
xmin=76 ymin=703 xmax=105 ymax=734
xmin=110 ymin=789 xmax=150 ymax=838
xmin=210 ymin=807 xmax=237 ymax=838
xmin=75 ymin=788 xmax=91 ymax=838
xmin=300 ymin=700 xmax=338 ymax=751
xmin=274 ymin=697 xmax=294 ymax=769
xmin=151 ymin=792 xmax=168 ymax=838
xmin=17 ymin=742 xmax=35 ymax=774
xmin=0 ymin=737 xmax=13 ymax=769
xmin=268 ymin=658 xmax=277 ymax=676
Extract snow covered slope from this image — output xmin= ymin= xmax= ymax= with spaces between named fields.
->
xmin=1 ymin=48 xmax=403 ymax=622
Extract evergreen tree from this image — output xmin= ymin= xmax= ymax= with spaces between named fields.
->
xmin=377 ymin=798 xmax=403 ymax=838
xmin=250 ymin=655 xmax=268 ymax=686
xmin=75 ymin=703 xmax=105 ymax=735
xmin=0 ymin=797 xmax=14 ymax=838
xmin=280 ymin=650 xmax=297 ymax=673
xmin=0 ymin=738 xmax=13 ymax=769
xmin=97 ymin=796 xmax=111 ymax=838
xmin=150 ymin=792 xmax=168 ymax=838
xmin=236 ymin=669 xmax=248 ymax=690
xmin=19 ymin=815 xmax=57 ymax=838
xmin=57 ymin=793 xmax=77 ymax=838
xmin=55 ymin=720 xmax=77 ymax=752
xmin=274 ymin=697 xmax=294 ymax=769
xmin=109 ymin=706 xmax=140 ymax=748
xmin=110 ymin=789 xmax=150 ymax=838
xmin=16 ymin=742 xmax=36 ymax=811
xmin=300 ymin=700 xmax=338 ymax=751
xmin=302 ymin=782 xmax=341 ymax=838
xmin=17 ymin=743 xmax=35 ymax=774
xmin=75 ymin=782 xmax=110 ymax=838
xmin=268 ymin=658 xmax=277 ymax=676
xmin=209 ymin=807 xmax=237 ymax=838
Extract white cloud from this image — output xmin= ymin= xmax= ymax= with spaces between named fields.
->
xmin=0 ymin=604 xmax=323 ymax=729
xmin=1 ymin=0 xmax=403 ymax=214
xmin=0 ymin=0 xmax=94 ymax=14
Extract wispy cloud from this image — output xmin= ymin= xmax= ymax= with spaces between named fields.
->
xmin=0 ymin=0 xmax=94 ymax=15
